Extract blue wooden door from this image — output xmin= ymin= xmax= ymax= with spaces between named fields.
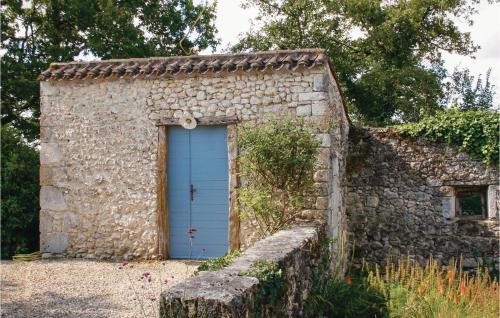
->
xmin=167 ymin=126 xmax=229 ymax=259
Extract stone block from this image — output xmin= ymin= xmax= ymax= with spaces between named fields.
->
xmin=296 ymin=105 xmax=312 ymax=116
xmin=316 ymin=133 xmax=331 ymax=147
xmin=366 ymin=196 xmax=379 ymax=207
xmin=196 ymin=91 xmax=206 ymax=100
xmin=40 ymin=126 xmax=56 ymax=142
xmin=314 ymin=183 xmax=328 ymax=196
xmin=488 ymin=185 xmax=499 ymax=219
xmin=312 ymin=101 xmax=329 ymax=116
xmin=316 ymin=148 xmax=331 ymax=169
xmin=441 ymin=197 xmax=454 ymax=218
xmin=313 ymin=170 xmax=329 ymax=182
xmin=40 ymin=212 xmax=54 ymax=233
xmin=298 ymin=92 xmax=326 ymax=102
xmin=40 ymin=186 xmax=68 ymax=211
xmin=383 ymin=189 xmax=398 ymax=200
xmin=42 ymin=233 xmax=69 ymax=253
xmin=313 ymin=74 xmax=328 ymax=92
xmin=41 ymin=82 xmax=60 ymax=96
xmin=316 ymin=197 xmax=329 ymax=209
xmin=40 ymin=143 xmax=63 ymax=165
xmin=62 ymin=212 xmax=79 ymax=231
xmin=39 ymin=165 xmax=54 ymax=186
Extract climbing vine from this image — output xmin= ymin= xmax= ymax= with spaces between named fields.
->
xmin=393 ymin=109 xmax=499 ymax=166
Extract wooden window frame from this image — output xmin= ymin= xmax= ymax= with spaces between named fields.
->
xmin=454 ymin=186 xmax=488 ymax=220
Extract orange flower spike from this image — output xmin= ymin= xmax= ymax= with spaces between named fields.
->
xmin=439 ymin=285 xmax=445 ymax=295
xmin=460 ymin=281 xmax=466 ymax=296
xmin=453 ymin=292 xmax=459 ymax=303
xmin=418 ymin=286 xmax=425 ymax=296
xmin=347 ymin=276 xmax=352 ymax=285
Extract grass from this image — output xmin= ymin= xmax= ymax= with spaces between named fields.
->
xmin=305 ymin=256 xmax=499 ymax=318
xmin=194 ymin=250 xmax=241 ymax=275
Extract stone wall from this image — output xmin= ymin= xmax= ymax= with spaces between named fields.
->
xmin=39 ymin=63 xmax=348 ymax=259
xmin=160 ymin=222 xmax=327 ymax=318
xmin=346 ymin=128 xmax=499 ymax=268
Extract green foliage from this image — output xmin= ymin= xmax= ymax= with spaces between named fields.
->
xmin=239 ymin=260 xmax=287 ymax=312
xmin=304 ymin=275 xmax=388 ymax=318
xmin=393 ymin=109 xmax=499 ymax=165
xmin=1 ymin=0 xmax=218 ymax=140
xmin=304 ymin=235 xmax=387 ymax=318
xmin=237 ymin=119 xmax=319 ymax=238
xmin=194 ymin=250 xmax=242 ymax=275
xmin=447 ymin=68 xmax=495 ymax=110
xmin=234 ymin=0 xmax=486 ymax=126
xmin=1 ymin=126 xmax=40 ymax=259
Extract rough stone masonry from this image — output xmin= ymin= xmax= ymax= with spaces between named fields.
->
xmin=346 ymin=128 xmax=499 ymax=269
xmin=38 ymin=49 xmax=349 ymax=259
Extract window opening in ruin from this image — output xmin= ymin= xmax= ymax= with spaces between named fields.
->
xmin=455 ymin=187 xmax=487 ymax=219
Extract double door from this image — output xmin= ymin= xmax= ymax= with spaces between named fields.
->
xmin=167 ymin=126 xmax=229 ymax=259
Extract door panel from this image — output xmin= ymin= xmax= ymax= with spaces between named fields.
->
xmin=167 ymin=126 xmax=229 ymax=259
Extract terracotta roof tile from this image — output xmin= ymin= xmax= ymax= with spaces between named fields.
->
xmin=38 ymin=49 xmax=328 ymax=81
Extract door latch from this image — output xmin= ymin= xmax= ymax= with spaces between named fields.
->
xmin=190 ymin=184 xmax=196 ymax=201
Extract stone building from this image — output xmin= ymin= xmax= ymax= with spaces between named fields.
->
xmin=38 ymin=49 xmax=349 ymax=259
xmin=38 ymin=49 xmax=498 ymax=265
xmin=347 ymin=128 xmax=499 ymax=268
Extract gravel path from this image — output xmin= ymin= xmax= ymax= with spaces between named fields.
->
xmin=1 ymin=259 xmax=198 ymax=318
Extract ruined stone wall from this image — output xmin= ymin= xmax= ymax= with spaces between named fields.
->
xmin=160 ymin=223 xmax=327 ymax=318
xmin=346 ymin=128 xmax=499 ymax=269
xmin=39 ymin=66 xmax=348 ymax=259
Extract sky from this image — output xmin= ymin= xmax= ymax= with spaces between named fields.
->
xmin=206 ymin=0 xmax=500 ymax=105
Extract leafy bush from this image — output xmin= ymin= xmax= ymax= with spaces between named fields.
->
xmin=305 ymin=275 xmax=387 ymax=317
xmin=194 ymin=250 xmax=241 ymax=274
xmin=1 ymin=126 xmax=40 ymax=259
xmin=237 ymin=119 xmax=319 ymax=237
xmin=393 ymin=109 xmax=499 ymax=165
xmin=239 ymin=260 xmax=287 ymax=312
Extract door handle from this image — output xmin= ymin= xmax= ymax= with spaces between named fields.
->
xmin=190 ymin=184 xmax=196 ymax=201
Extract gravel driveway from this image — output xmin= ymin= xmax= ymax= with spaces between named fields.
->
xmin=1 ymin=259 xmax=198 ymax=318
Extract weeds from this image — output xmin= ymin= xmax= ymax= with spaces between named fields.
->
xmin=305 ymin=255 xmax=499 ymax=318
xmin=194 ymin=250 xmax=241 ymax=274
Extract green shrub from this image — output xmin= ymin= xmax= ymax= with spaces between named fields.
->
xmin=1 ymin=126 xmax=40 ymax=259
xmin=393 ymin=109 xmax=499 ymax=165
xmin=237 ymin=119 xmax=319 ymax=238
xmin=195 ymin=250 xmax=242 ymax=274
xmin=305 ymin=274 xmax=387 ymax=317
xmin=239 ymin=260 xmax=287 ymax=312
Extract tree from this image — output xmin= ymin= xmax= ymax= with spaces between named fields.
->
xmin=1 ymin=126 xmax=40 ymax=258
xmin=0 ymin=0 xmax=219 ymax=257
xmin=234 ymin=0 xmax=485 ymax=125
xmin=447 ymin=68 xmax=495 ymax=110
xmin=1 ymin=0 xmax=218 ymax=140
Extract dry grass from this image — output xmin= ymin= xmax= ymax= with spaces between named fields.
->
xmin=366 ymin=256 xmax=499 ymax=318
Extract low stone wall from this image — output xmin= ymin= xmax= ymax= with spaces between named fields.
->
xmin=160 ymin=222 xmax=327 ymax=318
xmin=346 ymin=127 xmax=499 ymax=269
